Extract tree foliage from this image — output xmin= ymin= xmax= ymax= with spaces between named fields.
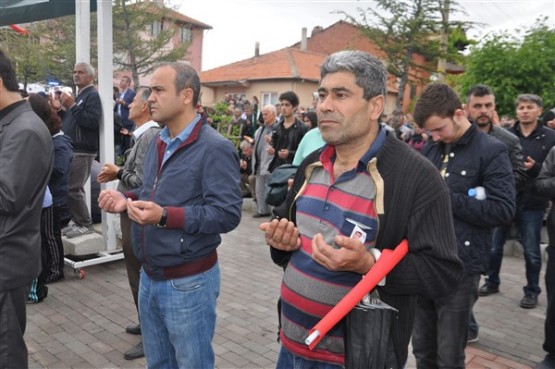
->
xmin=0 ymin=27 xmax=45 ymax=90
xmin=457 ymin=18 xmax=555 ymax=117
xmin=113 ymin=0 xmax=190 ymax=88
xmin=1 ymin=0 xmax=190 ymax=90
xmin=35 ymin=15 xmax=100 ymax=88
xmin=343 ymin=0 xmax=470 ymax=125
xmin=0 ymin=15 xmax=99 ymax=90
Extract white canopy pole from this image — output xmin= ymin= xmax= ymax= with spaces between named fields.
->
xmin=97 ymin=0 xmax=117 ymax=250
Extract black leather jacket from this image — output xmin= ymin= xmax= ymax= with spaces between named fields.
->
xmin=510 ymin=121 xmax=555 ymax=210
xmin=268 ymin=118 xmax=308 ymax=172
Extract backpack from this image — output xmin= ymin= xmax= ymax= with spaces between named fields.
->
xmin=264 ymin=164 xmax=298 ymax=206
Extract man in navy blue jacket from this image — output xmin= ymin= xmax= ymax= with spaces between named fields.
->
xmin=412 ymin=83 xmax=515 ymax=369
xmin=61 ymin=62 xmax=102 ymax=238
xmin=98 ymin=62 xmax=242 ymax=368
xmin=114 ymin=76 xmax=136 ymax=155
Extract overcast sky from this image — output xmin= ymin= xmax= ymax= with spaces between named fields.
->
xmin=171 ymin=0 xmax=555 ymax=71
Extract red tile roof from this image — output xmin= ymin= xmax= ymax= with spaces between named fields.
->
xmin=200 ymin=48 xmax=326 ymax=86
xmin=163 ymin=7 xmax=212 ymax=29
xmin=200 ymin=20 xmax=426 ymax=94
xmin=290 ymin=20 xmax=386 ymax=59
xmin=134 ymin=3 xmax=212 ymax=29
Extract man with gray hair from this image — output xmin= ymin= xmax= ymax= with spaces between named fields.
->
xmin=261 ymin=50 xmax=463 ymax=368
xmin=250 ymin=104 xmax=278 ymax=217
xmin=61 ymin=62 xmax=102 ymax=238
xmin=481 ymin=93 xmax=555 ymax=309
xmin=97 ymin=87 xmax=160 ymax=361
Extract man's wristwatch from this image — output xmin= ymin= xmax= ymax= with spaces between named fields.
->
xmin=156 ymin=207 xmax=167 ymax=228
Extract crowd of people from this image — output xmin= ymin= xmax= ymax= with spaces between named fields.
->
xmin=1 ymin=45 xmax=554 ymax=369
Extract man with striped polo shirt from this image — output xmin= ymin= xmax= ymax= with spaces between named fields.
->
xmin=261 ymin=50 xmax=463 ymax=368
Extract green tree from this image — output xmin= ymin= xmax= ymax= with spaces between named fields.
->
xmin=2 ymin=0 xmax=189 ymax=90
xmin=3 ymin=15 xmax=98 ymax=90
xmin=343 ymin=0 xmax=471 ymax=126
xmin=0 ymin=26 xmax=46 ymax=89
xmin=113 ymin=0 xmax=190 ymax=88
xmin=33 ymin=16 xmax=78 ymax=88
xmin=457 ymin=18 xmax=555 ymax=117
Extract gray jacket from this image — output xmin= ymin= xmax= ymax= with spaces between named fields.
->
xmin=252 ymin=122 xmax=276 ymax=176
xmin=0 ymin=102 xmax=53 ymax=290
xmin=117 ymin=122 xmax=161 ymax=192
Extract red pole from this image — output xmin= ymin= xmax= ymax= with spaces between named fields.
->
xmin=306 ymin=239 xmax=409 ymax=350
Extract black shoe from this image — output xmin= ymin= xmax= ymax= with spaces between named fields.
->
xmin=125 ymin=324 xmax=141 ymax=335
xmin=535 ymin=354 xmax=555 ymax=369
xmin=124 ymin=341 xmax=144 ymax=360
xmin=520 ymin=294 xmax=538 ymax=309
xmin=478 ymin=283 xmax=499 ymax=296
xmin=252 ymin=212 xmax=270 ymax=218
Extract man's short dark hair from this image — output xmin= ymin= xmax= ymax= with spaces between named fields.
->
xmin=0 ymin=49 xmax=20 ymax=92
xmin=279 ymin=91 xmax=299 ymax=108
xmin=515 ymin=94 xmax=543 ymax=108
xmin=164 ymin=62 xmax=201 ymax=107
xmin=467 ymin=84 xmax=494 ymax=102
xmin=413 ymin=83 xmax=463 ymax=128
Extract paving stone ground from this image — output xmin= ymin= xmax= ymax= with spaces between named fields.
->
xmin=26 ymin=200 xmax=547 ymax=368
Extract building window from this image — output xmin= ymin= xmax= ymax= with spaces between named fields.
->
xmin=180 ymin=26 xmax=192 ymax=43
xmin=261 ymin=92 xmax=278 ymax=107
xmin=151 ymin=20 xmax=163 ymax=37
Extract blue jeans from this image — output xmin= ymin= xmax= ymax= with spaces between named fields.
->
xmin=544 ymin=244 xmax=555 ymax=354
xmin=276 ymin=347 xmax=343 ymax=369
xmin=486 ymin=209 xmax=543 ymax=296
xmin=412 ymin=273 xmax=480 ymax=369
xmin=139 ymin=263 xmax=220 ymax=369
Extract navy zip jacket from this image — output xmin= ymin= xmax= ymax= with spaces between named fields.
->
xmin=510 ymin=121 xmax=555 ymax=210
xmin=61 ymin=85 xmax=102 ymax=154
xmin=50 ymin=133 xmax=73 ymax=208
xmin=128 ymin=117 xmax=243 ymax=280
xmin=422 ymin=124 xmax=516 ymax=275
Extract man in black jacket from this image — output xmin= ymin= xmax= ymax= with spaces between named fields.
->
xmin=413 ymin=83 xmax=515 ymax=368
xmin=465 ymin=84 xmax=527 ymax=342
xmin=260 ymin=51 xmax=463 ymax=368
xmin=533 ymin=146 xmax=555 ymax=369
xmin=267 ymin=91 xmax=308 ymax=173
xmin=61 ymin=62 xmax=102 ymax=238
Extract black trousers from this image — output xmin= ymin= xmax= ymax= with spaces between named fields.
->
xmin=0 ymin=286 xmax=28 ymax=369
xmin=413 ymin=273 xmax=480 ymax=369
